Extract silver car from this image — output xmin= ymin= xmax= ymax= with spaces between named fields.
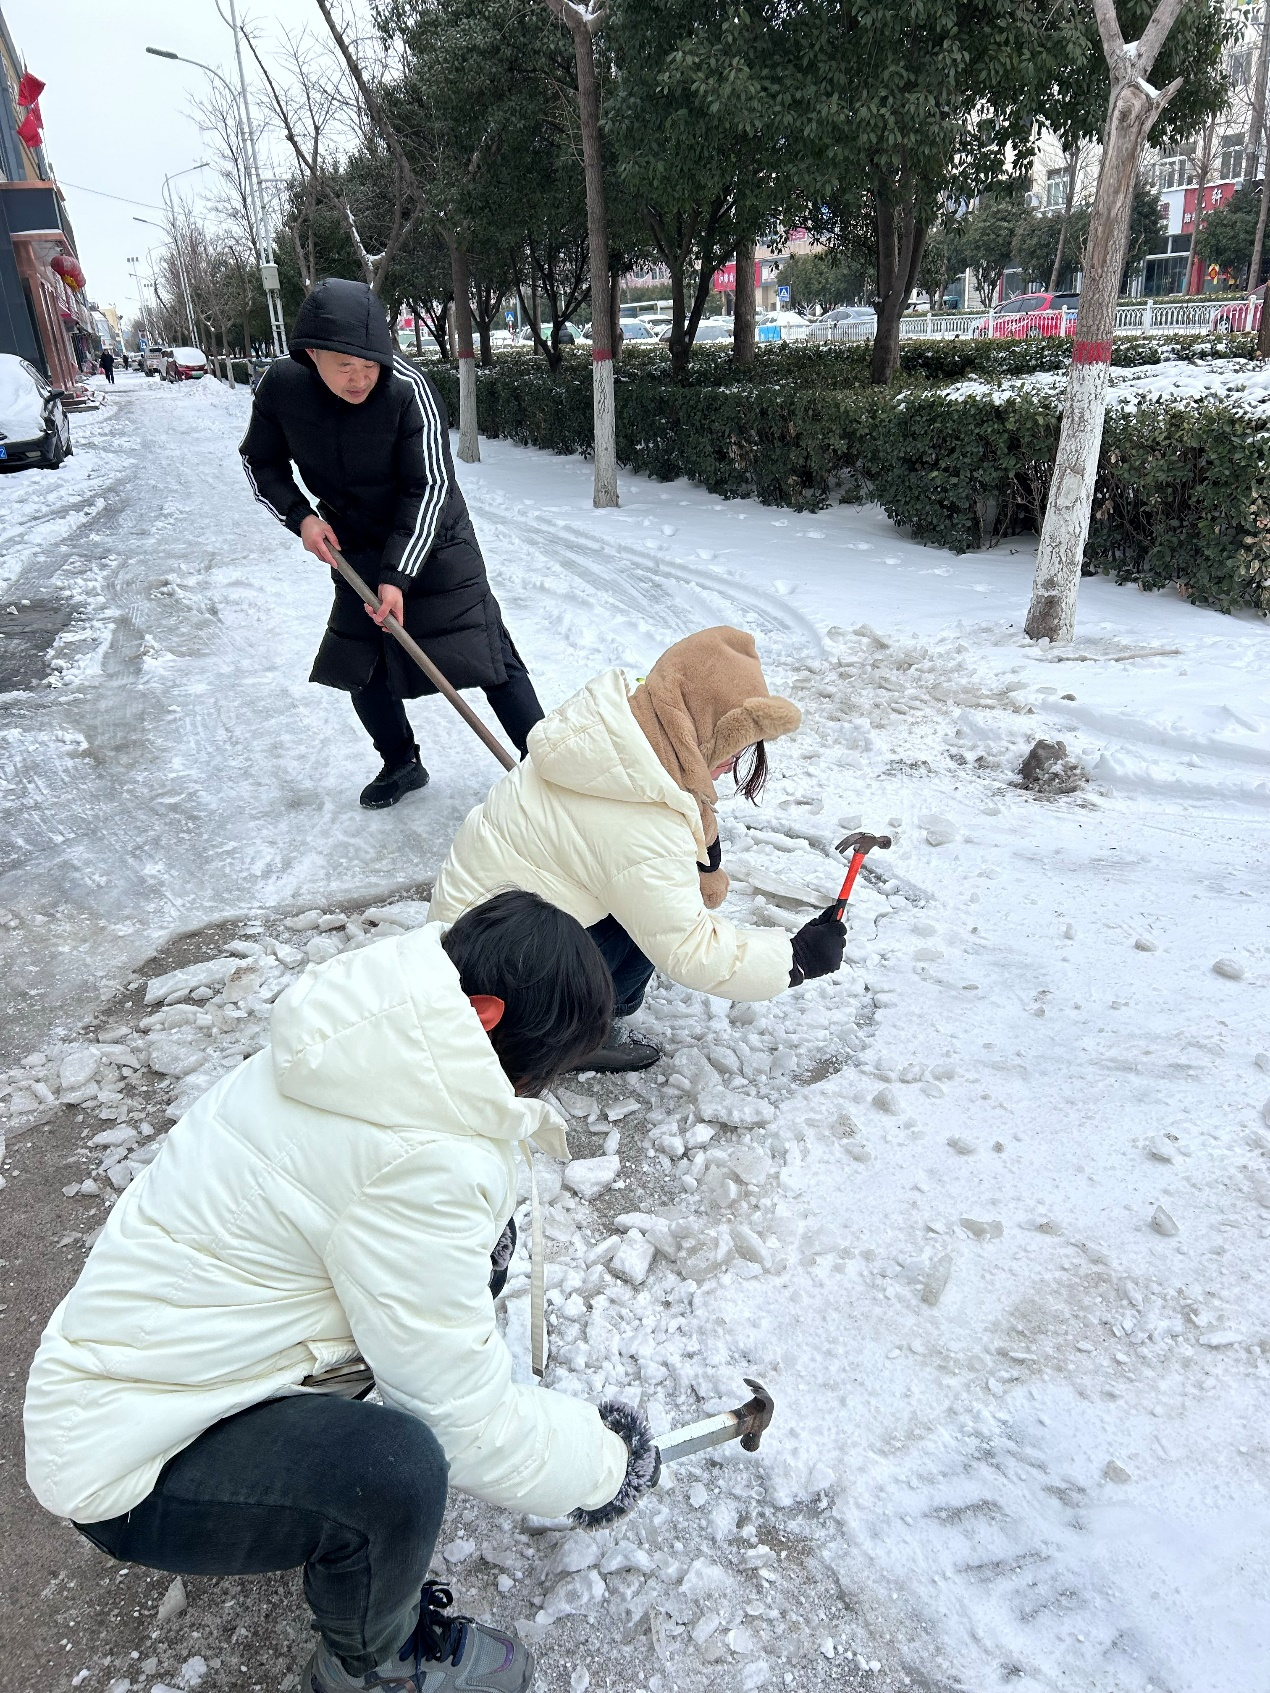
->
xmin=0 ymin=354 xmax=71 ymax=472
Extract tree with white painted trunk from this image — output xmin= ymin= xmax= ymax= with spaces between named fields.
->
xmin=1024 ymin=0 xmax=1187 ymax=645
xmin=546 ymin=0 xmax=618 ymax=508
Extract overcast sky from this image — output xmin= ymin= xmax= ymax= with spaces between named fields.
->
xmin=6 ymin=0 xmax=326 ymax=318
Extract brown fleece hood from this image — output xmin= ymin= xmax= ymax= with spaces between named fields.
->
xmin=628 ymin=627 xmax=801 ymax=908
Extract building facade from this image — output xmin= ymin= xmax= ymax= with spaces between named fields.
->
xmin=0 ymin=6 xmax=94 ymax=389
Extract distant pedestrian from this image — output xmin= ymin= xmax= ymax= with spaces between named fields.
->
xmin=99 ymin=349 xmax=114 ymax=384
xmin=240 ymin=277 xmax=544 ymax=809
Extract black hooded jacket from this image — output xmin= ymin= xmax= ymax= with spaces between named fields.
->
xmin=238 ymin=278 xmax=465 ymax=593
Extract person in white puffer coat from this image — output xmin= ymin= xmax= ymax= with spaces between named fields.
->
xmin=23 ymin=891 xmax=660 ymax=1693
xmin=429 ymin=626 xmax=847 ymax=1071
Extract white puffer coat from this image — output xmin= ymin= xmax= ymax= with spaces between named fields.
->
xmin=24 ymin=926 xmax=627 ymax=1525
xmin=430 ymin=669 xmax=794 ymax=1001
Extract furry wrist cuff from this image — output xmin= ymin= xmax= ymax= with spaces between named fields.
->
xmin=489 ymin=1215 xmax=517 ymax=1298
xmin=571 ymin=1399 xmax=661 ymax=1527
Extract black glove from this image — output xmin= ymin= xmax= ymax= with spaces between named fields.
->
xmin=789 ymin=904 xmax=846 ymax=986
xmin=489 ymin=1216 xmax=517 ymax=1298
xmin=571 ymin=1399 xmax=662 ymax=1527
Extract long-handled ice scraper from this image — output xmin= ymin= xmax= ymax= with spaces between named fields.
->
xmin=655 ymin=1378 xmax=775 ymax=1466
xmin=331 ymin=548 xmax=517 ymax=773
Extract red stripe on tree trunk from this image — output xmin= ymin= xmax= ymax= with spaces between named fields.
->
xmin=1072 ymin=339 xmax=1112 ymax=365
xmin=458 ymin=349 xmax=475 ymax=361
xmin=592 ymin=347 xmax=613 ymax=362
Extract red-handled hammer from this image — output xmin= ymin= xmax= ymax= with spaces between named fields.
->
xmin=832 ymin=831 xmax=893 ymax=918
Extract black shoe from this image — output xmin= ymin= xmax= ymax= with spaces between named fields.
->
xmin=360 ymin=749 xmax=430 ymax=810
xmin=573 ymin=1023 xmax=662 ymax=1073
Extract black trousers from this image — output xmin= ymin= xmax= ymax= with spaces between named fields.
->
xmin=352 ymin=628 xmax=543 ymax=764
xmin=75 ymin=1395 xmax=448 ymax=1676
xmin=587 ymin=916 xmax=656 ymax=1018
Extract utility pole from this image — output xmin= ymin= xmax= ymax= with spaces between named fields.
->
xmin=127 ymin=254 xmax=154 ymax=345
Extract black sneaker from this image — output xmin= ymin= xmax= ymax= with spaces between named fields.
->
xmin=360 ymin=750 xmax=430 ymax=810
xmin=572 ymin=1022 xmax=662 ymax=1073
xmin=303 ymin=1581 xmax=532 ymax=1691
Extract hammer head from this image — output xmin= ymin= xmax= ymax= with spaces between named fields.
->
xmin=835 ymin=831 xmax=893 ymax=858
xmin=737 ymin=1377 xmax=776 ymax=1453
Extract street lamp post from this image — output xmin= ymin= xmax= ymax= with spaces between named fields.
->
xmin=145 ymin=39 xmax=285 ymax=355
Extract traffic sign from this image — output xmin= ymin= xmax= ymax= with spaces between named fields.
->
xmin=777 ymin=285 xmax=791 ymax=304
xmin=505 ymin=309 xmax=516 ymax=328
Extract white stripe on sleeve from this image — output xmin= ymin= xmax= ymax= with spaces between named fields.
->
xmin=391 ymin=355 xmax=450 ymax=578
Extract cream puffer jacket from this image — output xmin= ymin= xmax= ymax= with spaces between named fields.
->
xmin=24 ymin=926 xmax=628 ymax=1525
xmin=430 ymin=669 xmax=794 ymax=1001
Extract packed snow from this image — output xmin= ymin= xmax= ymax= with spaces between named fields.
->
xmin=2 ymin=373 xmax=1269 ymax=1693
xmin=945 ymin=353 xmax=1270 ymax=413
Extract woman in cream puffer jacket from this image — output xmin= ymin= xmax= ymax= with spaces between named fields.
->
xmin=430 ymin=626 xmax=846 ymax=1069
xmin=24 ymin=895 xmax=645 ymax=1692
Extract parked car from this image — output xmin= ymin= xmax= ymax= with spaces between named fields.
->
xmin=0 ymin=353 xmax=71 ymax=471
xmin=516 ymin=323 xmax=578 ymax=346
xmin=977 ymin=291 xmax=1080 ymax=337
xmin=165 ymin=347 xmax=208 ymax=381
xmin=487 ymin=328 xmax=517 ymax=349
xmin=142 ymin=346 xmax=172 ymax=377
xmin=822 ymin=305 xmax=877 ymax=325
xmin=616 ymin=319 xmax=662 ymax=347
xmin=1213 ymin=285 xmax=1264 ymax=333
xmin=756 ymin=309 xmax=813 ymax=342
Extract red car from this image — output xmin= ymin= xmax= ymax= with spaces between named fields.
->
xmin=977 ymin=291 xmax=1080 ymax=338
xmin=164 ymin=346 xmax=208 ymax=381
xmin=1213 ymin=286 xmax=1263 ymax=333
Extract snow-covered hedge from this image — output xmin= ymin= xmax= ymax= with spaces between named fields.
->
xmin=428 ymin=337 xmax=1270 ymax=613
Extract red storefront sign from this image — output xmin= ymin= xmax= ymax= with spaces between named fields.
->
xmin=1180 ymin=181 xmax=1237 ymax=230
xmin=711 ymin=260 xmax=763 ymax=292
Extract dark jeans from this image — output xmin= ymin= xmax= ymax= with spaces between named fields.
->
xmin=76 ymin=1395 xmax=448 ymax=1676
xmin=352 ymin=630 xmax=543 ymax=764
xmin=588 ymin=915 xmax=655 ymax=1018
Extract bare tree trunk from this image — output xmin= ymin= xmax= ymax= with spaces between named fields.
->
xmin=871 ymin=190 xmax=926 ymax=385
xmin=549 ymin=0 xmax=617 ymax=507
xmin=733 ymin=234 xmax=757 ymax=366
xmin=1247 ymin=14 xmax=1270 ymax=185
xmin=1250 ymin=105 xmax=1270 ymax=311
xmin=1185 ymin=119 xmax=1216 ymax=293
xmin=447 ymin=238 xmax=479 ymax=463
xmin=609 ymin=264 xmax=622 ymax=363
xmin=413 ymin=305 xmax=423 ymax=357
xmin=1025 ymin=0 xmax=1186 ymax=645
xmin=1048 ymin=142 xmax=1081 ymax=293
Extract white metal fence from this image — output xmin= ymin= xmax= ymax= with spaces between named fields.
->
xmin=805 ymin=296 xmax=1255 ymax=345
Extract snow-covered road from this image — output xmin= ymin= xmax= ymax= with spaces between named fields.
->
xmin=3 ymin=374 xmax=1270 ymax=1693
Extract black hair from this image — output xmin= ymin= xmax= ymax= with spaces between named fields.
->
xmin=734 ymin=740 xmax=769 ymax=803
xmin=441 ymin=890 xmax=614 ymax=1095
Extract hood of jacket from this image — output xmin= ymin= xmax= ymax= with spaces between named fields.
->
xmin=270 ymin=924 xmax=568 ymax=1154
xmin=527 ymin=668 xmax=707 ymax=850
xmin=289 ymin=277 xmax=396 ymax=370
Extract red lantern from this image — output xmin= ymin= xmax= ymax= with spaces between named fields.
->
xmin=51 ymin=254 xmax=86 ymax=292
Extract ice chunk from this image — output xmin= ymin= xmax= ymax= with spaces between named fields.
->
xmin=872 ymin=1086 xmax=901 ymax=1115
xmin=946 ymin=1136 xmax=976 ymax=1155
xmin=1134 ymin=937 xmax=1159 ymax=952
xmin=1103 ymin=1460 xmax=1132 ymax=1484
xmin=1151 ymin=1204 xmax=1180 ymax=1237
xmin=697 ymin=1088 xmax=775 ymax=1130
xmin=145 ymin=958 xmax=239 ymax=1005
xmin=1212 ymin=958 xmax=1245 ymax=980
xmin=554 ymin=1088 xmax=598 ymax=1120
xmin=156 ymin=1575 xmax=187 ymax=1624
xmin=90 ymin=1126 xmax=137 ymax=1147
xmin=960 ymin=1217 xmax=1003 ymax=1241
xmin=59 ymin=1049 xmax=99 ymax=1092
xmin=306 ymin=935 xmax=342 ymax=966
xmin=284 ymin=910 xmax=323 ymax=931
xmin=147 ymin=1035 xmax=207 ymax=1078
xmin=610 ymin=1231 xmax=655 ymax=1285
xmin=606 ymin=1097 xmax=641 ymax=1121
xmin=442 ymin=1538 xmax=476 ymax=1564
xmin=1146 ymin=1134 xmax=1175 ymax=1162
xmin=921 ymin=1254 xmax=952 ymax=1306
xmin=726 ymin=1145 xmax=773 ymax=1187
xmin=563 ymin=1156 xmax=620 ymax=1200
xmin=363 ymin=901 xmax=431 ymax=930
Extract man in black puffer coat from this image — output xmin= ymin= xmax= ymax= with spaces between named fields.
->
xmin=240 ymin=278 xmax=543 ymax=808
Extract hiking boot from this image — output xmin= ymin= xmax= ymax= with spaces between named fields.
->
xmin=360 ymin=749 xmax=430 ymax=810
xmin=303 ymin=1581 xmax=533 ymax=1692
xmin=572 ymin=1021 xmax=661 ymax=1073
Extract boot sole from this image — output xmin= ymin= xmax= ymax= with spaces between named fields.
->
xmin=572 ymin=1043 xmax=662 ymax=1073
xmin=360 ymin=768 xmax=431 ymax=810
